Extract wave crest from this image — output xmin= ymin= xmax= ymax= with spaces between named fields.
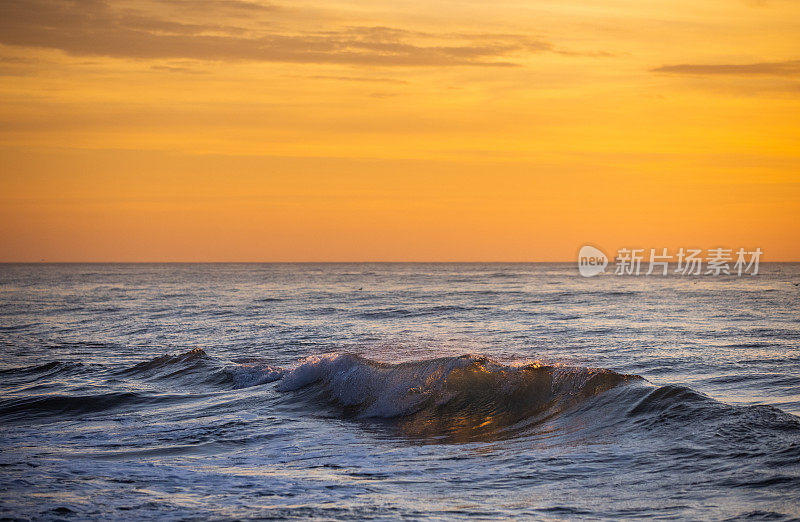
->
xmin=121 ymin=347 xmax=209 ymax=374
xmin=276 ymin=353 xmax=641 ymax=441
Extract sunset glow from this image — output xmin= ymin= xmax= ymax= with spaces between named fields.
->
xmin=1 ymin=0 xmax=798 ymax=261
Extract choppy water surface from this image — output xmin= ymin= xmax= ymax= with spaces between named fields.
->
xmin=1 ymin=263 xmax=799 ymax=520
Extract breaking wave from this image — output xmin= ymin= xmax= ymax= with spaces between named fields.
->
xmin=2 ymin=350 xmax=798 ymax=448
xmin=271 ymin=353 xmax=800 ymax=444
xmin=277 ymin=353 xmax=638 ymax=415
xmin=274 ymin=353 xmax=642 ymax=441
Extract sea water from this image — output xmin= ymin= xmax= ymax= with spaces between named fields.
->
xmin=1 ymin=263 xmax=798 ymax=519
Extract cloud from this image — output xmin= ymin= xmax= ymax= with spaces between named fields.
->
xmin=161 ymin=0 xmax=278 ymax=12
xmin=307 ymin=75 xmax=409 ymax=84
xmin=0 ymin=0 xmax=553 ymax=66
xmin=150 ymin=64 xmax=207 ymax=74
xmin=652 ymin=60 xmax=800 ymax=77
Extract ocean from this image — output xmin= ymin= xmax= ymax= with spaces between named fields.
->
xmin=0 ymin=263 xmax=798 ymax=520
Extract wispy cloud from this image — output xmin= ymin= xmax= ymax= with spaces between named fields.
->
xmin=306 ymin=76 xmax=409 ymax=84
xmin=161 ymin=0 xmax=278 ymax=12
xmin=150 ymin=64 xmax=207 ymax=74
xmin=0 ymin=0 xmax=556 ymax=67
xmin=652 ymin=60 xmax=800 ymax=77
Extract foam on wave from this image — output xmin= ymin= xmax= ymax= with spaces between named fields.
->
xmin=227 ymin=364 xmax=285 ymax=388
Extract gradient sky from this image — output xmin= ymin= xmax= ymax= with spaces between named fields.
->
xmin=1 ymin=0 xmax=798 ymax=261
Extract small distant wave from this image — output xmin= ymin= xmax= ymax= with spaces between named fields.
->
xmin=629 ymin=384 xmax=800 ymax=433
xmin=0 ymin=391 xmax=161 ymax=419
xmin=119 ymin=348 xmax=283 ymax=389
xmin=355 ymin=308 xmax=416 ymax=319
xmin=0 ymin=361 xmax=97 ymax=391
xmin=0 ymin=360 xmax=87 ymax=376
xmin=0 ymin=323 xmax=41 ymax=331
xmin=119 ymin=347 xmax=209 ymax=375
xmin=351 ymin=305 xmax=491 ymax=320
xmin=723 ymin=342 xmax=774 ymax=349
xmin=254 ymin=297 xmax=284 ymax=303
xmin=486 ymin=271 xmax=522 ymax=279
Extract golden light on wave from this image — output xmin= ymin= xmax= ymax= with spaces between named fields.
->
xmin=392 ymin=363 xmax=638 ymax=444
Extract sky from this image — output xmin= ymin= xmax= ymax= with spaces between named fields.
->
xmin=0 ymin=0 xmax=798 ymax=261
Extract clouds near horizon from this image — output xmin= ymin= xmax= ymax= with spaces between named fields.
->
xmin=0 ymin=0 xmax=558 ymax=66
xmin=653 ymin=60 xmax=800 ymax=77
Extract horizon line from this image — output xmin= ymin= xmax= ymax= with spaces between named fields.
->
xmin=2 ymin=260 xmax=799 ymax=264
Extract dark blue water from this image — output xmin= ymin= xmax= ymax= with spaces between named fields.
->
xmin=1 ymin=263 xmax=799 ymax=519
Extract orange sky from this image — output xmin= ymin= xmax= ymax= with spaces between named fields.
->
xmin=1 ymin=0 xmax=798 ymax=261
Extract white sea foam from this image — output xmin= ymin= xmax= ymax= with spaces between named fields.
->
xmin=229 ymin=364 xmax=285 ymax=389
